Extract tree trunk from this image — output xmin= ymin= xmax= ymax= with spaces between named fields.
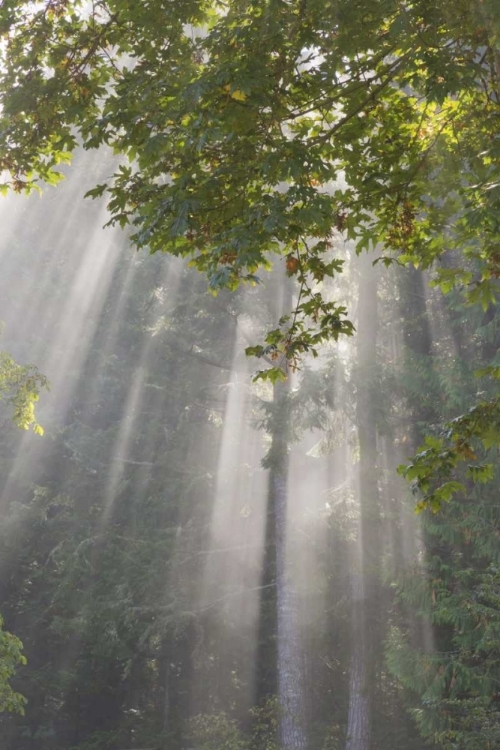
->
xmin=271 ymin=386 xmax=307 ymax=749
xmin=345 ymin=250 xmax=380 ymax=750
xmin=345 ymin=573 xmax=370 ymax=750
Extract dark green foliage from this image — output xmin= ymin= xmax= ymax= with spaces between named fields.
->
xmin=2 ymin=0 xmax=500 ymax=385
xmin=387 ymin=269 xmax=500 ymax=748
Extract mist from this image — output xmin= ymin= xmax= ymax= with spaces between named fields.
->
xmin=0 ymin=147 xmax=498 ymax=750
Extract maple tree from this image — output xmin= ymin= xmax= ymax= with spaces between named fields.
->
xmin=1 ymin=0 xmax=500 ymax=501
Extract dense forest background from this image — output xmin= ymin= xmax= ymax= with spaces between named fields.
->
xmin=1 ymin=2 xmax=500 ymax=749
xmin=0 ymin=151 xmax=498 ymax=750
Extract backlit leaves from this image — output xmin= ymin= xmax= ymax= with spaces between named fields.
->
xmin=0 ymin=615 xmax=26 ymax=715
xmin=0 ymin=351 xmax=48 ymax=434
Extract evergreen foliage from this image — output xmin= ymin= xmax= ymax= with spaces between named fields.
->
xmin=387 ymin=271 xmax=500 ymax=748
xmin=0 ymin=168 xmax=428 ymax=749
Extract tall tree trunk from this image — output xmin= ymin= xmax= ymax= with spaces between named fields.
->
xmin=397 ymin=265 xmax=439 ymax=652
xmin=271 ymin=379 xmax=307 ymax=749
xmin=345 ymin=571 xmax=370 ymax=750
xmin=258 ymin=275 xmax=307 ymax=749
xmin=346 ymin=250 xmax=380 ymax=750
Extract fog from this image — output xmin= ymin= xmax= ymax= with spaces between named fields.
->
xmin=0 ymin=152 xmax=465 ymax=750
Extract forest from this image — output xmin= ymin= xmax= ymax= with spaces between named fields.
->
xmin=0 ymin=1 xmax=500 ymax=749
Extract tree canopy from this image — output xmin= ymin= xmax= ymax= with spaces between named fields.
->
xmin=1 ymin=2 xmax=500 ymax=499
xmin=1 ymin=0 xmax=499 ymax=343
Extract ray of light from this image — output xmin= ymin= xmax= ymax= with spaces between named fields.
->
xmin=191 ymin=318 xmax=268 ymax=717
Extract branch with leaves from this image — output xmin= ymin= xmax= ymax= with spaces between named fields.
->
xmin=0 ymin=351 xmax=48 ymax=434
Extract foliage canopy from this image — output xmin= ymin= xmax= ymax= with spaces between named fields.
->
xmin=2 ymin=0 xmax=500 ymax=503
xmin=1 ymin=1 xmax=500 ymax=357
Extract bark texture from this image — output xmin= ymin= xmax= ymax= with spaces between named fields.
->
xmin=345 ymin=251 xmax=380 ymax=750
xmin=273 ymin=458 xmax=308 ymax=750
xmin=345 ymin=573 xmax=370 ymax=750
xmin=262 ymin=366 xmax=307 ymax=749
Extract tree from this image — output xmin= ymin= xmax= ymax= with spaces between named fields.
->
xmin=0 ymin=350 xmax=47 ymax=434
xmin=0 ymin=615 xmax=26 ymax=715
xmin=2 ymin=0 xmax=500 ymax=502
xmin=386 ymin=265 xmax=500 ymax=748
xmin=1 ymin=1 xmax=498 ymax=359
xmin=0 ymin=339 xmax=47 ymax=718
